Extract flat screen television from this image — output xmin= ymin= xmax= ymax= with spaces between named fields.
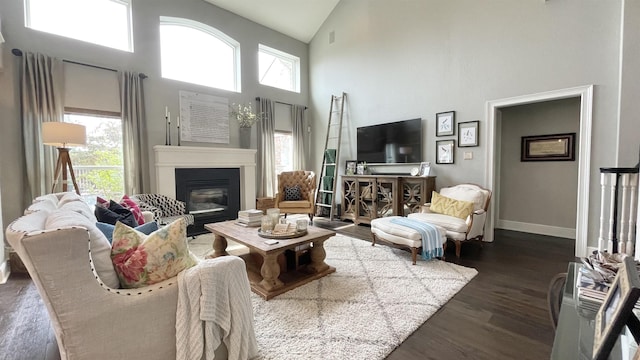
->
xmin=357 ymin=118 xmax=422 ymax=164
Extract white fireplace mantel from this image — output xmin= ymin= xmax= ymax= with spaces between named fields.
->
xmin=154 ymin=145 xmax=257 ymax=210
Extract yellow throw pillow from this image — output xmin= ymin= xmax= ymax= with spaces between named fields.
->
xmin=430 ymin=191 xmax=475 ymax=219
xmin=111 ymin=218 xmax=198 ymax=288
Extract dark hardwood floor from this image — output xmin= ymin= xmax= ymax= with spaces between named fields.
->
xmin=0 ymin=219 xmax=576 ymax=360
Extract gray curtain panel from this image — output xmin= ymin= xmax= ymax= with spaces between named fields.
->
xmin=292 ymin=104 xmax=306 ymax=170
xmin=119 ymin=71 xmax=149 ymax=195
xmin=257 ymin=98 xmax=276 ymax=197
xmin=20 ymin=52 xmax=63 ymax=207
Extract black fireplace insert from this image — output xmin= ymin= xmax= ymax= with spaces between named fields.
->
xmin=175 ymin=168 xmax=240 ymax=236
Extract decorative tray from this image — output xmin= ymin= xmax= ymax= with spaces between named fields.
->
xmin=257 ymin=228 xmax=308 ymax=239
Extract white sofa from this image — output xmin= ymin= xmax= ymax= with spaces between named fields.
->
xmin=5 ymin=192 xmax=229 ymax=360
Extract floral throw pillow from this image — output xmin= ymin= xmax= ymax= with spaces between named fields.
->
xmin=284 ymin=185 xmax=302 ymax=201
xmin=110 ymin=218 xmax=198 ymax=288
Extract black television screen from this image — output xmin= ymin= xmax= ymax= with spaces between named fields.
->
xmin=357 ymin=118 xmax=422 ymax=164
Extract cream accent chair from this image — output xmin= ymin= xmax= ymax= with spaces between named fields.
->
xmin=275 ymin=170 xmax=317 ymax=221
xmin=408 ymin=183 xmax=492 ymax=258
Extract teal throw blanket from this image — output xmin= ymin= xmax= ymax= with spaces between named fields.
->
xmin=390 ymin=217 xmax=443 ymax=260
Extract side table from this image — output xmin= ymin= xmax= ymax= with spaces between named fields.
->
xmin=256 ymin=197 xmax=275 ymax=213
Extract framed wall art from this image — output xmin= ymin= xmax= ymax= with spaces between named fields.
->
xmin=436 ymin=140 xmax=455 ymax=164
xmin=458 ymin=121 xmax=479 ymax=147
xmin=521 ymin=133 xmax=576 ymax=161
xmin=436 ymin=111 xmax=455 ymax=137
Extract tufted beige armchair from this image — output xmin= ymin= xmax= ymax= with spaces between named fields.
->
xmin=408 ymin=183 xmax=492 ymax=258
xmin=275 ymin=171 xmax=317 ymax=221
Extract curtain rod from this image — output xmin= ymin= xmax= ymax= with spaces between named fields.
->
xmin=255 ymin=97 xmax=307 ymax=110
xmin=12 ymin=48 xmax=148 ymax=79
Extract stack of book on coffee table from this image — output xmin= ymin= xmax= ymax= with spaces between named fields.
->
xmin=237 ymin=209 xmax=263 ymax=227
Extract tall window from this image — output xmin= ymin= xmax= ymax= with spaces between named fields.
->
xmin=25 ymin=0 xmax=133 ymax=52
xmin=64 ymin=113 xmax=124 ymax=201
xmin=160 ymin=17 xmax=241 ymax=92
xmin=275 ymin=131 xmax=293 ymax=175
xmin=259 ymin=44 xmax=300 ymax=93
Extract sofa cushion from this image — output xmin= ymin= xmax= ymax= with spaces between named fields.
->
xmin=95 ymin=201 xmax=138 ymax=227
xmin=59 ymin=192 xmax=84 ymax=206
xmin=60 ymin=200 xmax=98 ymax=222
xmin=429 ymin=191 xmax=474 ymax=219
xmin=25 ymin=198 xmax=59 ymax=214
xmin=96 ymin=221 xmax=159 ymax=244
xmin=284 ymin=185 xmax=302 ymax=201
xmin=111 ymin=218 xmax=198 ymax=288
xmin=45 ymin=209 xmax=121 ymax=288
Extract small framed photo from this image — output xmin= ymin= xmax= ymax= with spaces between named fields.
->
xmin=458 ymin=121 xmax=479 ymax=147
xmin=436 ymin=140 xmax=455 ymax=164
xmin=593 ymin=256 xmax=640 ymax=360
xmin=356 ymin=162 xmax=367 ymax=175
xmin=436 ymin=111 xmax=455 ymax=137
xmin=345 ymin=160 xmax=357 ymax=175
xmin=418 ymin=162 xmax=431 ymax=177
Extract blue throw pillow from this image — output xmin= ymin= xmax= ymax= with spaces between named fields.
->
xmin=96 ymin=221 xmax=159 ymax=244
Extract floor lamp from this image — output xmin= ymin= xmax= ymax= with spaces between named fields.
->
xmin=42 ymin=122 xmax=86 ymax=195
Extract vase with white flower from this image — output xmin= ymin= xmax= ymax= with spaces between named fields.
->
xmin=230 ymin=102 xmax=261 ymax=148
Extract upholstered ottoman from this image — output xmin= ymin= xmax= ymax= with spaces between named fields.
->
xmin=370 ymin=216 xmax=447 ymax=265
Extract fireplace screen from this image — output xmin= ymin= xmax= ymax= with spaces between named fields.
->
xmin=189 ymin=188 xmax=228 ymax=214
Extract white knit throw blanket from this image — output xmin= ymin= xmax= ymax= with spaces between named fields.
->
xmin=176 ymin=256 xmax=258 ymax=360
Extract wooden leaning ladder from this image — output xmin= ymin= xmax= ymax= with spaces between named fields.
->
xmin=315 ymin=92 xmax=347 ymax=221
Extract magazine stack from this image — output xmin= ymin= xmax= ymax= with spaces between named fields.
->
xmin=237 ymin=209 xmax=263 ymax=227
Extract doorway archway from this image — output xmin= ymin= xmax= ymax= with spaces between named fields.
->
xmin=484 ymin=85 xmax=593 ymax=257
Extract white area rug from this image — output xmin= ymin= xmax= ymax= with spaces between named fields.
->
xmin=250 ymin=233 xmax=478 ymax=360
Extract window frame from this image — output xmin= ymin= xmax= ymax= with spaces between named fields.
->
xmin=258 ymin=44 xmax=301 ymax=93
xmin=24 ymin=0 xmax=134 ymax=52
xmin=159 ymin=16 xmax=242 ymax=92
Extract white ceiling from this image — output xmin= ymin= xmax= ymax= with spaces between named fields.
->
xmin=203 ymin=0 xmax=340 ymax=43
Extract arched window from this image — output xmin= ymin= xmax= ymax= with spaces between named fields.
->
xmin=25 ymin=0 xmax=133 ymax=52
xmin=160 ymin=17 xmax=241 ymax=92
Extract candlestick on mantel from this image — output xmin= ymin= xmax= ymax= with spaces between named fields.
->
xmin=177 ymin=116 xmax=181 ymax=146
xmin=164 ymin=106 xmax=171 ymax=145
xmin=168 ymin=111 xmax=172 ymax=146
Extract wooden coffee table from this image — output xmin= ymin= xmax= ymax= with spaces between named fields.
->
xmin=204 ymin=221 xmax=336 ymax=300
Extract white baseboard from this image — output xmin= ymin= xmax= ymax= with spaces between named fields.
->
xmin=496 ymin=219 xmax=575 ymax=239
xmin=0 ymin=259 xmax=10 ymax=285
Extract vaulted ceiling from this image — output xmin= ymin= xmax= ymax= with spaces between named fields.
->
xmin=203 ymin=0 xmax=340 ymax=43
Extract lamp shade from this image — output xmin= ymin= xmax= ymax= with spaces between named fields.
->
xmin=42 ymin=122 xmax=86 ymax=147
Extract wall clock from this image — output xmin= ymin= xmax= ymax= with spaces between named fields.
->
xmin=436 ymin=139 xmax=455 ymax=164
xmin=436 ymin=111 xmax=455 ymax=137
xmin=458 ymin=120 xmax=479 ymax=147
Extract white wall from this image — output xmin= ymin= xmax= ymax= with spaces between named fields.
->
xmin=309 ymin=0 xmax=632 ymax=248
xmin=0 ymin=0 xmax=309 ymax=227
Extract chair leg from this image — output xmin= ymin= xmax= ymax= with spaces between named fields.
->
xmin=309 ymin=214 xmax=313 ymax=222
xmin=455 ymin=240 xmax=462 ymax=258
xmin=371 ymin=233 xmax=377 ymax=246
xmin=411 ymin=248 xmax=417 ymax=265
